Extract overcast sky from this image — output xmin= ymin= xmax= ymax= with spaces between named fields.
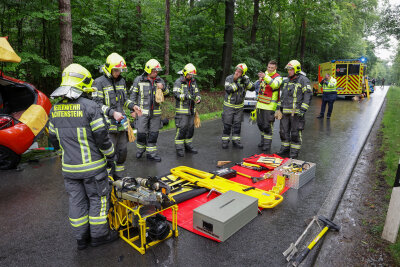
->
xmin=372 ymin=0 xmax=399 ymax=64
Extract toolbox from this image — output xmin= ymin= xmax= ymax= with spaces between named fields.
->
xmin=193 ymin=190 xmax=258 ymax=242
xmin=273 ymin=159 xmax=316 ymax=189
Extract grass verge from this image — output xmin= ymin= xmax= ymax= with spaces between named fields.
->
xmin=379 ymin=86 xmax=400 ymax=263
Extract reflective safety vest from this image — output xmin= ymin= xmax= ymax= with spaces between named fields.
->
xmin=256 ymin=72 xmax=282 ymax=111
xmin=48 ymin=97 xmax=115 ymax=179
xmin=322 ymin=77 xmax=337 ymax=93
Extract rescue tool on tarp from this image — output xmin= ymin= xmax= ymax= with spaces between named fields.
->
xmin=170 ymin=166 xmax=284 ymax=208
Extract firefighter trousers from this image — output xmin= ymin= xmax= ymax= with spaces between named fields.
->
xmin=64 ymin=170 xmax=110 ymax=240
xmin=279 ymin=114 xmax=305 ymax=157
xmin=221 ymin=106 xmax=243 ymax=143
xmin=320 ymin=93 xmax=337 ymax=117
xmin=175 ymin=113 xmax=195 ymax=150
xmin=136 ymin=115 xmax=161 ymax=157
xmin=256 ymin=109 xmax=275 ymax=148
xmin=109 ymin=131 xmax=128 ymax=178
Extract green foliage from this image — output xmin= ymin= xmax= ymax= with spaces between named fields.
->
xmin=1 ymin=0 xmax=383 ymax=95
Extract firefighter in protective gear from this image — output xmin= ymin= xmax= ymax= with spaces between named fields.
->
xmin=317 ymin=73 xmax=337 ymax=119
xmin=130 ymin=59 xmax=168 ymax=162
xmin=48 ymin=63 xmax=118 ymax=250
xmin=276 ymin=60 xmax=312 ymax=159
xmin=255 ymin=60 xmax=283 ymax=152
xmin=92 ymin=53 xmax=140 ymax=179
xmin=173 ymin=63 xmax=201 ymax=157
xmin=222 ymin=63 xmax=255 ymax=149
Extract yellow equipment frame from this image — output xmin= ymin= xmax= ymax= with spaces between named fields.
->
xmin=108 ymin=177 xmax=178 ymax=255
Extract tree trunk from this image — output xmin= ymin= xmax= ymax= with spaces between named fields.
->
xmin=164 ymin=0 xmax=170 ymax=75
xmin=59 ymin=0 xmax=73 ymax=70
xmin=190 ymin=0 xmax=194 ymax=8
xmin=299 ymin=18 xmax=306 ymax=63
xmin=136 ymin=1 xmax=142 ymax=49
xmin=219 ymin=0 xmax=235 ymax=86
xmin=250 ymin=0 xmax=259 ymax=44
xmin=277 ymin=12 xmax=281 ymax=67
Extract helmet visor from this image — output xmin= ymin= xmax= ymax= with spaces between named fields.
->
xmin=112 ymin=67 xmax=127 ymax=73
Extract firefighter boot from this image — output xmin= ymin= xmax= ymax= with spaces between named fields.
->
xmin=77 ymin=234 xmax=90 ymax=250
xmin=185 ymin=144 xmax=198 ymax=154
xmin=262 ymin=139 xmax=271 ymax=153
xmin=176 ymin=149 xmax=184 ymax=157
xmin=232 ymin=140 xmax=243 ymax=149
xmin=290 ymin=150 xmax=299 ymax=159
xmin=277 ymin=146 xmax=290 ymax=158
xmin=136 ymin=150 xmax=145 ymax=159
xmin=317 ymin=114 xmax=324 ymax=119
xmin=147 ymin=153 xmax=161 ymax=162
xmin=258 ymin=136 xmax=264 ymax=148
xmin=90 ymin=230 xmax=119 ymax=247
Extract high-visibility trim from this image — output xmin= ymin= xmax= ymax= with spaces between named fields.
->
xmin=223 ymin=101 xmax=244 ymax=109
xmin=109 ymin=125 xmax=118 ymax=131
xmin=175 ymin=140 xmax=184 ymax=144
xmin=115 ymin=165 xmax=124 ymax=172
xmin=290 ymin=144 xmax=301 ymax=149
xmin=282 ymin=108 xmax=300 ymax=114
xmin=77 ymin=128 xmax=91 ymax=164
xmin=222 ymin=136 xmax=230 ymax=141
xmin=48 ymin=122 xmax=56 ymax=133
xmin=100 ymin=144 xmax=114 ymax=156
xmin=146 ymin=146 xmax=157 ymax=152
xmin=62 ymin=158 xmax=106 ymax=173
xmin=176 ymin=109 xmax=190 ymax=114
xmin=232 ymin=136 xmax=241 ymax=140
xmin=184 ymin=138 xmax=193 ymax=144
xmin=246 ymin=81 xmax=253 ymax=90
xmin=70 ymin=215 xmax=89 ymax=227
xmin=101 ymin=105 xmax=109 ymax=116
xmin=282 ymin=142 xmax=290 ymax=147
xmin=136 ymin=143 xmax=146 ymax=149
xmin=263 ymin=135 xmax=272 ymax=140
xmin=100 ymin=196 xmax=107 ymax=216
xmin=90 ymin=118 xmax=105 ymax=131
xmin=89 ymin=215 xmax=108 ymax=225
xmin=124 ymin=99 xmax=133 ymax=109
xmin=55 ymin=128 xmax=65 ymax=160
xmin=301 ymin=103 xmax=309 ymax=110
xmin=180 ymin=94 xmax=185 ymax=101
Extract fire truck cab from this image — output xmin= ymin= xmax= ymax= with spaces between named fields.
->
xmin=315 ymin=57 xmax=368 ymax=97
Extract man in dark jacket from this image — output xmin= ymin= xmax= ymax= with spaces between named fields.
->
xmin=130 ymin=59 xmax=169 ymax=162
xmin=173 ymin=63 xmax=201 ymax=157
xmin=92 ymin=53 xmax=140 ymax=178
xmin=221 ymin=63 xmax=254 ymax=149
xmin=276 ymin=60 xmax=312 ymax=159
xmin=48 ymin=63 xmax=118 ymax=250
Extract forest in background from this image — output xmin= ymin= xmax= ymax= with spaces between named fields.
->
xmin=0 ymin=0 xmax=399 ymax=95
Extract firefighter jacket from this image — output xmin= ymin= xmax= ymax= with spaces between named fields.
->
xmin=320 ymin=77 xmax=337 ymax=94
xmin=278 ymin=74 xmax=312 ymax=115
xmin=224 ymin=74 xmax=254 ymax=109
xmin=48 ymin=97 xmax=115 ymax=179
xmin=256 ymin=71 xmax=283 ymax=111
xmin=173 ymin=76 xmax=201 ymax=115
xmin=130 ymin=73 xmax=168 ymax=117
xmin=92 ymin=74 xmax=134 ymax=132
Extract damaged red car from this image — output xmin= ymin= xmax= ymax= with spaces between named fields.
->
xmin=0 ymin=37 xmax=51 ymax=169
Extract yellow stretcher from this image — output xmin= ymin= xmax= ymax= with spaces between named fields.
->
xmin=170 ymin=166 xmax=284 ymax=209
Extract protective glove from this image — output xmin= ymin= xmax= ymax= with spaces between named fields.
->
xmin=263 ymin=74 xmax=272 ymax=84
xmin=274 ymin=109 xmax=283 ymax=120
xmin=106 ymin=154 xmax=116 ymax=175
xmin=298 ymin=109 xmax=306 ymax=117
xmin=185 ymin=93 xmax=194 ymax=100
xmin=195 ymin=95 xmax=201 ymax=104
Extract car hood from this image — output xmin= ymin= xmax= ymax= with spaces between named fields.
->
xmin=0 ymin=37 xmax=21 ymax=63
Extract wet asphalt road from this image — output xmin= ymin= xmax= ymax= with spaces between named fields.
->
xmin=0 ymin=87 xmax=388 ymax=266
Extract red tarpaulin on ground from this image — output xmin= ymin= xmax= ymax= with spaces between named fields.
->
xmin=163 ymin=154 xmax=289 ymax=241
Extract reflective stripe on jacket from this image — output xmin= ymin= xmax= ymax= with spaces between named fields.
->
xmin=130 ymin=73 xmax=168 ymax=117
xmin=92 ymin=75 xmax=134 ymax=132
xmin=173 ymin=76 xmax=201 ymax=115
xmin=278 ymin=74 xmax=312 ymax=114
xmin=48 ymin=97 xmax=114 ymax=179
xmin=224 ymin=74 xmax=254 ymax=109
